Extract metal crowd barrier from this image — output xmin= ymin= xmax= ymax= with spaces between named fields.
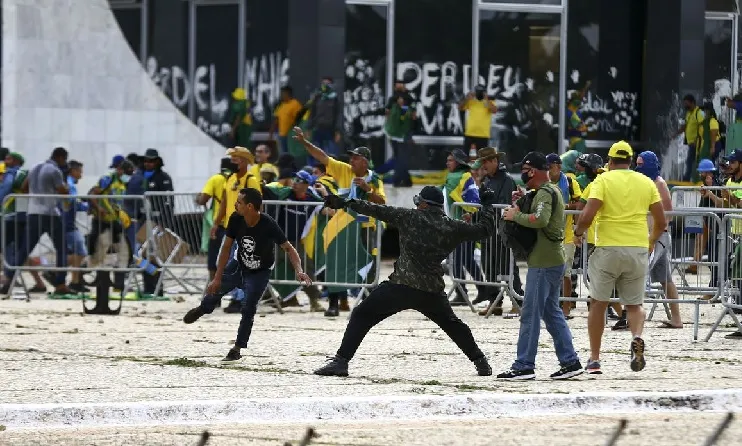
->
xmin=706 ymin=212 xmax=742 ymax=340
xmin=1 ymin=193 xmax=153 ymax=313
xmin=142 ymin=193 xmax=382 ymax=308
xmin=446 ymin=202 xmax=521 ymax=316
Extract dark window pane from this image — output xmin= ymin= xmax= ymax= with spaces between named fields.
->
xmin=395 ymin=0 xmax=473 ymax=139
xmin=566 ymin=0 xmax=644 ymax=143
xmin=194 ymin=4 xmax=239 ymax=144
xmin=706 ymin=0 xmax=737 ymax=12
xmin=704 ymin=18 xmax=733 ymax=112
xmin=481 ymin=0 xmax=561 ymax=4
xmin=479 ymin=11 xmax=561 ymax=163
xmin=112 ymin=7 xmax=141 ymax=60
xmin=344 ymin=4 xmax=388 ymax=159
xmin=145 ymin=0 xmax=190 ymax=116
xmin=244 ymin=0 xmax=289 ymax=133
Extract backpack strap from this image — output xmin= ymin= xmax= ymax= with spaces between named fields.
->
xmin=538 ymin=184 xmax=565 ymax=243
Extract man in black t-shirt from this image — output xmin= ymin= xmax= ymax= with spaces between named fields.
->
xmin=183 ymin=188 xmax=311 ymax=361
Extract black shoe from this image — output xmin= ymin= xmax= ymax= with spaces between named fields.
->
xmin=324 ymin=306 xmax=339 ymax=317
xmin=42 ymin=272 xmax=56 ymax=286
xmin=222 ymin=348 xmax=242 ymax=362
xmin=69 ymin=282 xmax=89 ymax=293
xmin=473 ymin=357 xmax=492 ymax=376
xmin=314 ymin=355 xmax=349 ymax=376
xmin=724 ymin=330 xmax=742 ymax=339
xmin=496 ymin=369 xmax=535 ymax=380
xmin=0 ymin=283 xmax=9 ymax=295
xmin=183 ymin=307 xmax=205 ymax=324
xmin=611 ymin=318 xmax=629 ymax=331
xmin=224 ymin=299 xmax=242 ymax=313
xmin=606 ymin=307 xmax=620 ymax=320
xmin=630 ymin=337 xmax=646 ymax=372
xmin=550 ymin=361 xmax=584 ymax=380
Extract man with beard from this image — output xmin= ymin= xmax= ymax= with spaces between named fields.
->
xmin=470 ymin=147 xmax=523 ymax=315
xmin=313 ymin=185 xmax=498 ymax=377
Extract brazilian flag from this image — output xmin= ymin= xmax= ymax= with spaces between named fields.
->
xmin=322 ymin=208 xmax=373 ymax=293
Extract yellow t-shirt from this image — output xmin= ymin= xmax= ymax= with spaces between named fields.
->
xmin=326 ymin=157 xmax=386 ymax=200
xmin=274 ymin=99 xmax=303 ymax=136
xmin=201 ymin=173 xmax=228 ymax=221
xmin=222 ymin=171 xmax=262 ymax=226
xmin=462 ymin=99 xmax=495 ymax=138
xmin=697 ymin=117 xmax=719 ymax=146
xmin=249 ymin=162 xmax=277 ymax=179
xmin=588 ymin=170 xmax=661 ymax=248
xmin=684 ymin=106 xmax=704 ymax=146
xmin=726 ymin=178 xmax=742 ymax=234
xmin=562 ymin=173 xmax=582 ymax=244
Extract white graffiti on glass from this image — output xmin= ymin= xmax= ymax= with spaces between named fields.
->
xmin=242 ymin=51 xmax=289 ymax=123
xmin=344 ymin=57 xmax=386 ymax=138
xmin=145 ymin=57 xmax=231 ymax=138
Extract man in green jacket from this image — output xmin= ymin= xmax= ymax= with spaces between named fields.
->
xmin=497 ymin=152 xmax=582 ymax=381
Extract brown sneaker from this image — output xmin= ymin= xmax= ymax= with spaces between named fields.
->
xmin=479 ymin=306 xmax=503 ymax=316
xmin=339 ymin=297 xmax=351 ymax=312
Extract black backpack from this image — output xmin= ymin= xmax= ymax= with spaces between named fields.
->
xmin=497 ymin=185 xmax=563 ymax=261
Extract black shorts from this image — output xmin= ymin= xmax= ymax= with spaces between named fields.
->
xmin=207 ymin=226 xmax=226 ymax=271
xmin=463 ymin=136 xmax=490 ymax=152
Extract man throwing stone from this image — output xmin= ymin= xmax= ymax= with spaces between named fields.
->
xmin=497 ymin=152 xmax=583 ymax=380
xmin=314 ymin=186 xmax=499 ymax=377
xmin=574 ymin=141 xmax=666 ymax=373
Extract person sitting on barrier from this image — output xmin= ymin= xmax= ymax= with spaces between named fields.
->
xmin=293 ymin=126 xmax=385 ymax=317
xmin=546 ymin=153 xmax=582 ymax=319
xmin=574 ymin=141 xmax=666 ymax=374
xmin=636 ymin=151 xmax=683 ymax=329
xmin=62 ymin=160 xmax=90 ymax=293
xmin=697 ymin=159 xmax=724 ymax=300
xmin=87 ymin=158 xmax=135 ymax=291
xmin=496 ymin=152 xmax=582 ymax=380
xmin=443 ymin=149 xmax=481 ymax=307
xmin=211 ymin=147 xmax=262 ymax=313
xmin=183 ymin=188 xmax=312 ymax=362
xmin=198 ymin=157 xmax=236 ymax=283
xmin=314 ymin=185 xmax=497 ymax=377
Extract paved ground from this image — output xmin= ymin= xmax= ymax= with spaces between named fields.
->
xmin=1 ymin=262 xmax=741 ymax=444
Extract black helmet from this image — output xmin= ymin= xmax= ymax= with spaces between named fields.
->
xmin=577 ymin=153 xmax=604 ymax=172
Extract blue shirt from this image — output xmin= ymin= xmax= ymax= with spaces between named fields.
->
xmin=0 ymin=166 xmax=19 ymax=208
xmin=61 ymin=176 xmax=89 ymax=232
xmin=125 ymin=169 xmax=146 ymax=217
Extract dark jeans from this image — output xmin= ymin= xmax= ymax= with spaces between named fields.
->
xmin=207 ymin=226 xmax=226 ymax=271
xmin=199 ymin=262 xmax=271 ymax=348
xmin=336 ymin=281 xmax=485 ymax=361
xmin=390 ymin=139 xmax=412 ymax=187
xmin=5 ymin=214 xmax=66 ymax=285
xmin=684 ymin=144 xmax=696 ymax=182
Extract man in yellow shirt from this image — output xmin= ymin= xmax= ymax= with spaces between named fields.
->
xmin=293 ymin=126 xmax=385 ymax=316
xmin=574 ymin=141 xmax=666 ymax=374
xmin=211 ymin=146 xmax=262 ymax=313
xmin=459 ymin=85 xmax=497 ymax=157
xmin=197 ymin=157 xmax=235 ymax=281
xmin=248 ymin=145 xmax=275 ymax=180
xmin=270 ymin=86 xmax=303 ymax=154
xmin=677 ymin=94 xmax=705 ymax=182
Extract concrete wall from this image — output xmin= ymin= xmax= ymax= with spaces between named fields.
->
xmin=1 ymin=0 xmax=225 ymax=193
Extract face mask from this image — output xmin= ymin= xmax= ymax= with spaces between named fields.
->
xmin=635 ymin=164 xmax=659 ymax=180
xmin=143 ymin=170 xmax=155 ymax=180
xmin=520 ymin=172 xmax=531 ymax=185
xmin=476 ymin=91 xmax=485 ymax=100
xmin=120 ymin=174 xmax=131 ymax=183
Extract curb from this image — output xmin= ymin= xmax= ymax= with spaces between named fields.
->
xmin=2 ymin=389 xmax=741 ymax=429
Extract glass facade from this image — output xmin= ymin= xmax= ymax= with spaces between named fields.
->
xmin=107 ymin=0 xmax=739 ymax=171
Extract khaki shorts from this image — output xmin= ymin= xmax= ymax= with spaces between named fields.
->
xmin=563 ymin=243 xmax=576 ymax=277
xmin=587 ymin=246 xmax=648 ymax=306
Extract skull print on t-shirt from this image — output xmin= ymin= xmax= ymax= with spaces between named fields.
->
xmin=226 ymin=212 xmax=289 ymax=271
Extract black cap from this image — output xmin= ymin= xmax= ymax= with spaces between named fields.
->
xmin=515 ymin=152 xmax=548 ymax=171
xmin=414 ymin=186 xmax=444 ymax=207
xmin=347 ymin=147 xmax=371 ymax=161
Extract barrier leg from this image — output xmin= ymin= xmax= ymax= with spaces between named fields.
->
xmin=82 ymin=270 xmax=122 ymax=315
xmin=483 ymin=287 xmax=505 ymax=319
xmin=693 ymin=302 xmax=700 ymax=341
xmin=704 ymin=307 xmax=730 ymax=341
xmin=263 ymin=284 xmax=284 ymax=315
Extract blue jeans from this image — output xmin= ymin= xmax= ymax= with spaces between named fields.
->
xmin=226 ymin=244 xmax=245 ymax=301
xmin=5 ymin=214 xmax=67 ymax=286
xmin=512 ymin=264 xmax=579 ymax=371
xmin=199 ymin=262 xmax=271 ymax=348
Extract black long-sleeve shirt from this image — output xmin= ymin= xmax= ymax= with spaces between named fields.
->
xmin=347 ymin=200 xmax=497 ymax=294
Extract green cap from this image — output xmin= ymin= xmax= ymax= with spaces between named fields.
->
xmin=471 ymin=159 xmax=483 ymax=169
xmin=8 ymin=152 xmax=24 ymax=166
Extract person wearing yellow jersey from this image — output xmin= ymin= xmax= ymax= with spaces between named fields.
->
xmin=293 ymin=126 xmax=385 ymax=316
xmin=459 ymin=85 xmax=497 ymax=157
xmin=677 ymin=94 xmax=705 ymax=182
xmin=270 ymin=86 xmax=304 ymax=154
xmin=248 ymin=145 xmax=275 ymax=180
xmin=545 ymin=153 xmax=581 ymax=318
xmin=197 ymin=157 xmax=236 ymax=281
xmin=574 ymin=141 xmax=666 ymax=375
xmin=718 ymin=150 xmax=742 ymax=339
xmin=211 ymin=146 xmax=262 ymax=313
